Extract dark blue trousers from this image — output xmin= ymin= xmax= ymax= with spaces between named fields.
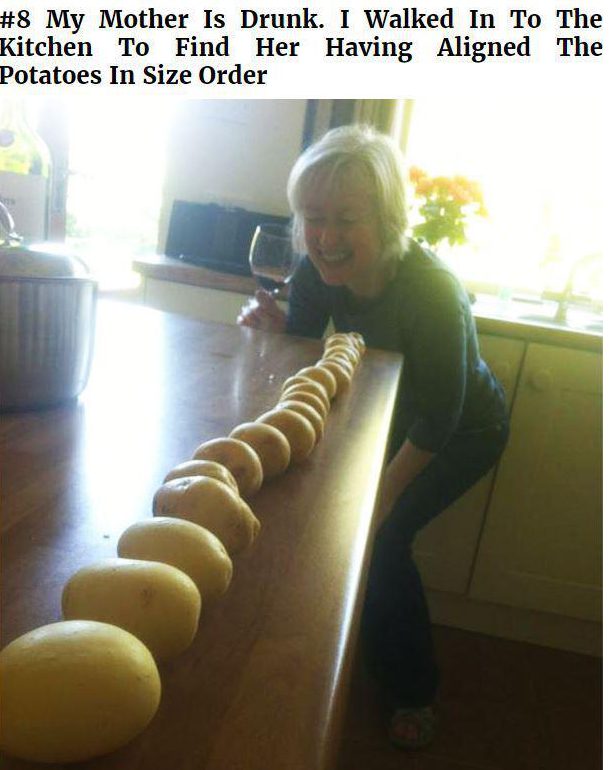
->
xmin=361 ymin=419 xmax=509 ymax=709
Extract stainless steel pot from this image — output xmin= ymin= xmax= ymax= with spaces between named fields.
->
xmin=0 ymin=204 xmax=98 ymax=411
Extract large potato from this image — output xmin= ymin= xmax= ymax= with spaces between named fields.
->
xmin=0 ymin=620 xmax=161 ymax=764
xmin=62 ymin=558 xmax=201 ymax=661
xmin=118 ymin=517 xmax=233 ymax=601
xmin=153 ymin=475 xmax=260 ymax=554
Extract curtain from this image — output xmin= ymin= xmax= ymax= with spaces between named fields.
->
xmin=354 ymin=100 xmax=415 ymax=152
xmin=326 ymin=99 xmax=415 ymax=153
xmin=353 ymin=100 xmax=397 ymax=133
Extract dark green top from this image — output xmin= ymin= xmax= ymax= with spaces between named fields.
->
xmin=286 ymin=240 xmax=507 ymax=455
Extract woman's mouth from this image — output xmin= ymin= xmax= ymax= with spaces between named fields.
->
xmin=320 ymin=251 xmax=351 ymax=266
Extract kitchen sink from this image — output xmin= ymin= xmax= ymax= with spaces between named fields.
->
xmin=474 ymin=294 xmax=603 ymax=335
xmin=517 ymin=312 xmax=603 ymax=333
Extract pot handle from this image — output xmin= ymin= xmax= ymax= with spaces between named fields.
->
xmin=0 ymin=202 xmax=23 ymax=246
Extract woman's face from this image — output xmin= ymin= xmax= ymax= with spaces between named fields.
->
xmin=300 ymin=166 xmax=385 ymax=296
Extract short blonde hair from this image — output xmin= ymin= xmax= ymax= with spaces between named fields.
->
xmin=287 ymin=125 xmax=408 ymax=258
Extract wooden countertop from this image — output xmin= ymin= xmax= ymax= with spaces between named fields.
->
xmin=132 ymin=257 xmax=602 ymax=353
xmin=132 ymin=255 xmax=260 ymax=296
xmin=0 ymin=300 xmax=402 ymax=770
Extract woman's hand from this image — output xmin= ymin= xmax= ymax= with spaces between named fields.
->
xmin=375 ymin=440 xmax=436 ymax=529
xmin=237 ymin=289 xmax=287 ymax=333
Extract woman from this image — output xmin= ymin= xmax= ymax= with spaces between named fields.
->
xmin=238 ymin=125 xmax=509 ymax=749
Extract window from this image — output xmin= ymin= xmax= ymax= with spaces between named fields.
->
xmin=404 ymin=95 xmax=604 ymax=304
xmin=32 ymin=97 xmax=173 ymax=291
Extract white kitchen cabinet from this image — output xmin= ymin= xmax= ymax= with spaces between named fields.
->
xmin=469 ymin=343 xmax=602 ymax=622
xmin=413 ymin=334 xmax=526 ymax=593
xmin=143 ymin=278 xmax=248 ymax=325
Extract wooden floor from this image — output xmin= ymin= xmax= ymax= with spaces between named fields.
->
xmin=337 ymin=625 xmax=602 ymax=770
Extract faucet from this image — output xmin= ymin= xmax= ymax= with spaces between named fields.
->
xmin=552 ymin=252 xmax=602 ymax=323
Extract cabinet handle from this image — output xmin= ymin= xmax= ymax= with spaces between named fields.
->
xmin=529 ymin=369 xmax=553 ymax=392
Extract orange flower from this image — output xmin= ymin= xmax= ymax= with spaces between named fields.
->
xmin=434 ymin=176 xmax=451 ymax=194
xmin=409 ymin=166 xmax=426 ymax=184
xmin=415 ymin=177 xmax=434 ymax=196
xmin=447 ymin=180 xmax=470 ymax=204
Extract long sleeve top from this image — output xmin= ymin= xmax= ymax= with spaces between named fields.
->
xmin=285 ymin=239 xmax=507 ymax=456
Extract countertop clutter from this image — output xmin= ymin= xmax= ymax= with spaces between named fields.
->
xmin=0 ymin=300 xmax=403 ymax=770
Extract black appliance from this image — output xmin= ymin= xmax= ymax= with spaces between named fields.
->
xmin=165 ymin=200 xmax=291 ymax=276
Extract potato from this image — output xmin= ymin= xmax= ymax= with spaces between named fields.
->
xmin=192 ymin=437 xmax=263 ymax=498
xmin=277 ymin=388 xmax=328 ymax=420
xmin=280 ymin=376 xmax=331 ymax=412
xmin=0 ymin=620 xmax=161 ymax=764
xmin=295 ymin=365 xmax=337 ymax=400
xmin=276 ymin=399 xmax=324 ymax=443
xmin=315 ymin=359 xmax=352 ymax=396
xmin=62 ymin=558 xmax=201 ymax=662
xmin=118 ymin=517 xmax=233 ymax=601
xmin=348 ymin=331 xmax=366 ymax=354
xmin=323 ymin=342 xmax=360 ymax=367
xmin=153 ymin=475 xmax=260 ymax=554
xmin=257 ymin=408 xmax=316 ymax=463
xmin=229 ymin=421 xmax=291 ymax=479
xmin=163 ymin=459 xmax=239 ymax=495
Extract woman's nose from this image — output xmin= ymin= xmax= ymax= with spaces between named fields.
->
xmin=319 ymin=224 xmax=340 ymax=253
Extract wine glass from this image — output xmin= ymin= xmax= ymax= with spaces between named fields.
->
xmin=248 ymin=223 xmax=296 ymax=295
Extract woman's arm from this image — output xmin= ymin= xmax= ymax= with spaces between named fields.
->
xmin=377 ymin=439 xmax=435 ymax=526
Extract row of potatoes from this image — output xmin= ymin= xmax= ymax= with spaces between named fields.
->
xmin=0 ymin=332 xmax=366 ymax=765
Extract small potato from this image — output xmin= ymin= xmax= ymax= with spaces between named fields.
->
xmin=324 ymin=343 xmax=360 ymax=367
xmin=324 ymin=332 xmax=354 ymax=348
xmin=295 ymin=365 xmax=337 ymax=400
xmin=278 ymin=388 xmax=328 ymax=421
xmin=281 ymin=376 xmax=331 ymax=413
xmin=348 ymin=332 xmax=366 ymax=354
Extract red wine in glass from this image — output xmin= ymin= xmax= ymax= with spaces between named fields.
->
xmin=249 ymin=223 xmax=295 ymax=296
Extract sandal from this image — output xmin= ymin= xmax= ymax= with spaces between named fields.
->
xmin=388 ymin=705 xmax=436 ymax=750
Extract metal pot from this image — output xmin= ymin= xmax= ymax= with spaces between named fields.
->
xmin=0 ymin=204 xmax=98 ymax=411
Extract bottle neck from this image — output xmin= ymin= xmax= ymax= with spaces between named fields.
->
xmin=0 ymin=98 xmax=51 ymax=177
xmin=0 ymin=98 xmax=30 ymax=137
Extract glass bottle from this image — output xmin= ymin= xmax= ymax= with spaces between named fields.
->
xmin=0 ymin=99 xmax=51 ymax=242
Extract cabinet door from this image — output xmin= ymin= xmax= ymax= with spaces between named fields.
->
xmin=469 ymin=343 xmax=602 ymax=621
xmin=414 ymin=335 xmax=526 ymax=593
xmin=144 ymin=279 xmax=247 ymax=324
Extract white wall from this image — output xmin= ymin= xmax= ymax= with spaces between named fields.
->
xmin=157 ymin=100 xmax=308 ymax=250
